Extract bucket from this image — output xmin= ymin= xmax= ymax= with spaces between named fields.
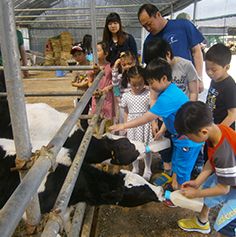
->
xmin=55 ymin=70 xmax=68 ymax=77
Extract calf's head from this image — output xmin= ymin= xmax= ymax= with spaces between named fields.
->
xmin=102 ymin=136 xmax=140 ymax=165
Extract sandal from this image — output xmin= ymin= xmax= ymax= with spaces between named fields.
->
xmin=142 ymin=171 xmax=152 ymax=181
xmin=153 ymin=172 xmax=172 ymax=187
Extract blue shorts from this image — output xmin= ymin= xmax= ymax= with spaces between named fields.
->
xmin=113 ymin=86 xmax=121 ymax=97
xmin=171 ymin=145 xmax=201 ymax=184
xmin=203 ymin=173 xmax=236 ymax=236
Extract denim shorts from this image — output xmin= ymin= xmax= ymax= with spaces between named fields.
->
xmin=203 ymin=173 xmax=236 ymax=236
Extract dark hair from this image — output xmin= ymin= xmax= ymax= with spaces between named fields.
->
xmin=83 ymin=34 xmax=92 ymax=54
xmin=145 ymin=58 xmax=172 ymax=82
xmin=70 ymin=42 xmax=86 ymax=55
xmin=138 ymin=4 xmax=159 ymax=20
xmin=122 ymin=65 xmax=147 ymax=88
xmin=115 ymin=51 xmax=137 ymax=87
xmin=97 ymin=41 xmax=110 ymax=55
xmin=102 ymin=12 xmax=125 ymax=47
xmin=144 ymin=38 xmax=174 ymax=64
xmin=205 ymin=43 xmax=231 ymax=67
xmin=174 ymin=101 xmax=213 ymax=135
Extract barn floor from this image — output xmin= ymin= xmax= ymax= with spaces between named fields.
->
xmin=13 ymin=71 xmax=220 ymax=237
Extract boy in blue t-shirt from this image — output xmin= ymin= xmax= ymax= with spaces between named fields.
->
xmin=108 ymin=58 xmax=202 ymax=205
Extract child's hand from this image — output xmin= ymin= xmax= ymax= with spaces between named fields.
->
xmin=123 ymin=129 xmax=127 ymax=136
xmin=154 ymin=130 xmax=165 ymax=140
xmin=113 ymin=58 xmax=121 ymax=69
xmin=182 ymin=180 xmax=199 ymax=189
xmin=108 ymin=123 xmax=125 ymax=132
xmin=181 ymin=187 xmax=198 ymax=199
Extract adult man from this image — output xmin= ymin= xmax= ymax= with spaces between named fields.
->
xmin=138 ymin=4 xmax=205 ymax=92
xmin=0 ymin=29 xmax=29 ymax=93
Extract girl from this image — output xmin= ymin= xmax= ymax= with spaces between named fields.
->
xmin=121 ymin=65 xmax=153 ymax=181
xmin=112 ymin=51 xmax=137 ymax=127
xmin=103 ymin=12 xmax=138 ymax=64
xmin=83 ymin=34 xmax=93 ymax=61
xmin=88 ymin=42 xmax=114 ymax=133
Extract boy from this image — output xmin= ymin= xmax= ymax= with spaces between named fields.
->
xmin=108 ymin=58 xmax=202 ymax=200
xmin=205 ymin=43 xmax=236 ymax=130
xmin=70 ymin=42 xmax=93 ymax=131
xmin=143 ymin=38 xmax=201 ymax=186
xmin=174 ymin=101 xmax=236 ymax=236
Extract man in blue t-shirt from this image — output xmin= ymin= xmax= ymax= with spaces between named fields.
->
xmin=138 ymin=4 xmax=205 ymax=93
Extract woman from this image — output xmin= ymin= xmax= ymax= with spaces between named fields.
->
xmin=102 ymin=12 xmax=138 ymax=65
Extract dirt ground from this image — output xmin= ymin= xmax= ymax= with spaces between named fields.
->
xmin=13 ymin=71 xmax=220 ymax=237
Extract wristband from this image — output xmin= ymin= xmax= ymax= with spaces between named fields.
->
xmin=198 ymin=76 xmax=203 ymax=81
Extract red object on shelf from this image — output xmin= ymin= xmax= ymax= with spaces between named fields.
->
xmin=45 ymin=42 xmax=53 ymax=51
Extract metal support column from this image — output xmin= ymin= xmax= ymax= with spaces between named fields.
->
xmin=0 ymin=0 xmax=41 ymax=232
xmin=91 ymin=0 xmax=98 ymax=64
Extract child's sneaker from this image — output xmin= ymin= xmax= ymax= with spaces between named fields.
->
xmin=164 ymin=199 xmax=177 ymax=208
xmin=178 ymin=216 xmax=211 ymax=234
xmin=153 ymin=172 xmax=172 ymax=187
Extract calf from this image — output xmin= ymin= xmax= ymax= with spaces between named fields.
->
xmin=0 ymin=140 xmax=164 ymax=212
xmin=0 ymin=100 xmax=144 ymax=165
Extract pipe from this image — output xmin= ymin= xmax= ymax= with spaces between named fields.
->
xmin=41 ymin=93 xmax=107 ymax=237
xmin=0 ymin=65 xmax=94 ymax=71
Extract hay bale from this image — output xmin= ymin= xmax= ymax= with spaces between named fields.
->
xmin=44 ymin=51 xmax=54 ymax=65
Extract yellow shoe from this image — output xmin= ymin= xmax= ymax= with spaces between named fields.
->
xmin=178 ymin=216 xmax=211 ymax=234
xmin=153 ymin=172 xmax=172 ymax=187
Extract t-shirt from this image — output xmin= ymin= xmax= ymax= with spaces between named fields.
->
xmin=171 ymin=57 xmax=198 ymax=98
xmin=207 ymin=124 xmax=236 ymax=188
xmin=143 ymin=19 xmax=204 ymax=64
xmin=206 ymin=75 xmax=236 ymax=130
xmin=149 ymin=83 xmax=201 ymax=147
xmin=0 ymin=30 xmax=24 ymax=66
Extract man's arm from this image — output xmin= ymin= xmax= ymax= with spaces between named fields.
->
xmin=19 ymin=44 xmax=29 ymax=78
xmin=191 ymin=44 xmax=204 ymax=93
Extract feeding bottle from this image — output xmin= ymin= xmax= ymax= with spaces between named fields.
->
xmin=146 ymin=138 xmax=171 ymax=153
xmin=165 ymin=190 xmax=204 ymax=212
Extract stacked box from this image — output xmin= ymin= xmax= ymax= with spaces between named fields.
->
xmin=44 ymin=51 xmax=54 ymax=66
xmin=60 ymin=51 xmax=73 ymax=66
xmin=61 ymin=32 xmax=73 ymax=52
xmin=54 ymin=52 xmax=61 ymax=65
xmin=50 ymin=38 xmax=62 ymax=53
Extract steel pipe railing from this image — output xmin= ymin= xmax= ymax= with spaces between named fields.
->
xmin=0 ymin=65 xmax=94 ymax=71
xmin=0 ymin=0 xmax=41 ymax=232
xmin=0 ymin=71 xmax=104 ymax=237
xmin=41 ymin=93 xmax=107 ymax=237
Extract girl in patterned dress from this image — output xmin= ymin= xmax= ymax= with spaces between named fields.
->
xmin=120 ymin=65 xmax=153 ymax=181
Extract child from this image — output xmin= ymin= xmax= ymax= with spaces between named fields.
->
xmin=205 ymin=43 xmax=236 ymax=131
xmin=109 ymin=58 xmax=202 ymax=199
xmin=112 ymin=51 xmax=137 ymax=127
xmin=143 ymin=37 xmax=202 ymax=186
xmin=70 ymin=42 xmax=93 ymax=131
xmin=121 ymin=65 xmax=153 ymax=181
xmin=174 ymin=101 xmax=236 ymax=236
xmin=83 ymin=34 xmax=93 ymax=61
xmin=88 ymin=42 xmax=114 ymax=133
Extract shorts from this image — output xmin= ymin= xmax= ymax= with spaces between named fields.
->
xmin=113 ymin=86 xmax=121 ymax=97
xmin=203 ymin=173 xmax=236 ymax=236
xmin=171 ymin=145 xmax=201 ymax=184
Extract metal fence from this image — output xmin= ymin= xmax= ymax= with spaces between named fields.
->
xmin=0 ymin=1 xmax=105 ymax=236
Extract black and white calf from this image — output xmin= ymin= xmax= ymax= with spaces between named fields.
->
xmin=0 ymin=138 xmax=164 ymax=212
xmin=0 ymin=100 xmax=165 ymax=234
xmin=0 ymin=101 xmax=164 ymax=210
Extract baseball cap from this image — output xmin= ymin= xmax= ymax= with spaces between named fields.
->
xmin=70 ymin=42 xmax=85 ymax=54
